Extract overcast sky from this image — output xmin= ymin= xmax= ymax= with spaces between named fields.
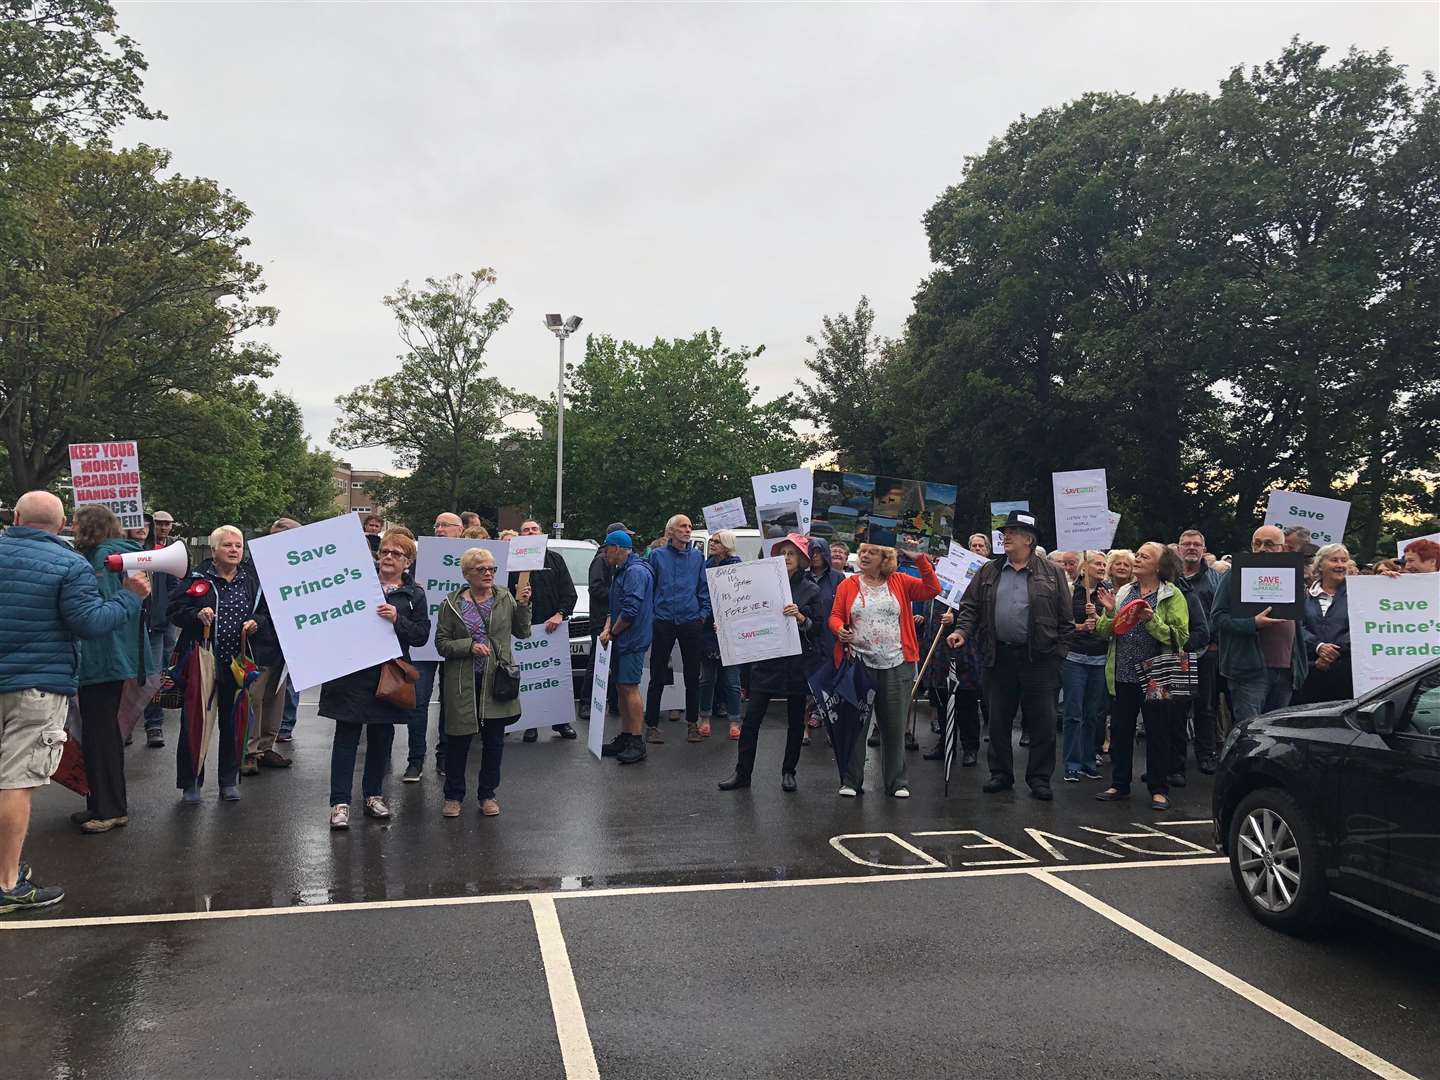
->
xmin=114 ymin=1 xmax=1439 ymax=472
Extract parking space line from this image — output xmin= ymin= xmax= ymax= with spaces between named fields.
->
xmin=530 ymin=897 xmax=600 ymax=1080
xmin=0 ymin=856 xmax=1226 ymax=932
xmin=1031 ymin=871 xmax=1421 ymax=1080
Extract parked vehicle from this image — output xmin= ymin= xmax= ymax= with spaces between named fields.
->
xmin=1213 ymin=658 xmax=1440 ymax=944
xmin=551 ymin=539 xmax=598 ymax=700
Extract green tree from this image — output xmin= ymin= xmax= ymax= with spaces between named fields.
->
xmin=0 ymin=139 xmax=277 ymax=494
xmin=330 ymin=270 xmax=536 ymax=511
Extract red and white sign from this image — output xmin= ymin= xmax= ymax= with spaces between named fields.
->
xmin=68 ymin=441 xmax=144 ymax=529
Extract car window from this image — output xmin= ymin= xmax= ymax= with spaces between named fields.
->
xmin=1400 ymin=670 xmax=1440 ymax=737
xmin=555 ymin=546 xmax=595 ymax=587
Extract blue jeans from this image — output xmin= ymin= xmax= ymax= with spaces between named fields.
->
xmin=330 ymin=722 xmax=394 ymax=806
xmin=279 ymin=676 xmax=298 ymax=736
xmin=1061 ymin=658 xmax=1108 ymax=773
xmin=699 ymin=656 xmax=740 ymax=718
xmin=1229 ymin=668 xmax=1294 ymax=725
xmin=143 ymin=626 xmax=177 ymax=733
xmin=407 ymin=660 xmax=447 ymax=766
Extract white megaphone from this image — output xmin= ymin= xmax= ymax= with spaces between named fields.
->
xmin=104 ymin=540 xmax=189 ymax=577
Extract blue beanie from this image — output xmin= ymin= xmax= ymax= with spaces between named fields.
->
xmin=603 ymin=530 xmax=633 ymax=549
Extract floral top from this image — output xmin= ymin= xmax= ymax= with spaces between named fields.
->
xmin=849 ymin=578 xmax=905 ymax=669
xmin=462 ymin=592 xmax=494 ymax=674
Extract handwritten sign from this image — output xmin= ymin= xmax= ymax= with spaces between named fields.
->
xmin=588 ymin=638 xmax=612 ymax=758
xmin=505 ymin=625 xmax=576 ymax=733
xmin=247 ymin=515 xmax=399 ymax=690
xmin=702 ymin=497 xmax=748 ymax=534
xmin=508 ymin=534 xmax=548 ymax=572
xmin=1348 ymin=575 xmax=1440 ymax=695
xmin=706 ymin=556 xmax=801 ymax=666
xmin=69 ymin=441 xmax=145 ymax=529
xmin=411 ymin=538 xmax=509 ymax=662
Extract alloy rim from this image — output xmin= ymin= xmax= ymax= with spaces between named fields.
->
xmin=1237 ymin=807 xmax=1302 ymax=912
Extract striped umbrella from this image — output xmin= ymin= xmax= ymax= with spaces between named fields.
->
xmin=944 ymin=656 xmax=958 ymax=795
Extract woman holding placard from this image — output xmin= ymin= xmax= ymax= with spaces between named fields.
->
xmin=435 ymin=547 xmax=532 ymax=818
xmin=717 ymin=534 xmax=823 ymax=792
xmin=1093 ymin=543 xmax=1189 ymax=811
xmin=320 ymin=530 xmax=430 ymax=829
xmin=1293 ymin=544 xmax=1353 ymax=705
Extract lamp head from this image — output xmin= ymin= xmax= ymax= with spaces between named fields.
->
xmin=544 ymin=313 xmax=563 ymax=329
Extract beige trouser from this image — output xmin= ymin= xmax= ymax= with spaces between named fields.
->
xmin=245 ymin=667 xmax=286 ymax=758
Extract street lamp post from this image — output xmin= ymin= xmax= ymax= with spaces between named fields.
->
xmin=544 ymin=313 xmax=582 ymax=538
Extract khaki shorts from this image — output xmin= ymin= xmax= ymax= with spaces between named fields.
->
xmin=0 ymin=689 xmax=68 ymax=789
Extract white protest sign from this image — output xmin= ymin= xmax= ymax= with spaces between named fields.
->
xmin=247 ymin=515 xmax=398 ymax=691
xmin=1055 ymin=507 xmax=1115 ymax=553
xmin=68 ymin=440 xmax=145 ymax=530
xmin=1347 ymin=574 xmax=1440 ymax=695
xmin=1398 ymin=533 xmax=1440 ymax=560
xmin=707 ymin=556 xmax=801 ymax=667
xmin=505 ymin=626 xmax=575 ymax=733
xmin=702 ymin=497 xmax=748 ymax=534
xmin=1053 ymin=468 xmax=1108 ymax=510
xmin=1265 ymin=490 xmax=1350 ymax=546
xmin=412 ymin=538 xmax=509 ymax=662
xmin=935 ymin=549 xmax=988 ymax=609
xmin=752 ymin=468 xmax=814 ymax=534
xmin=1105 ymin=511 xmax=1121 ymax=548
xmin=508 ymin=535 xmax=548 ymax=572
xmin=588 ymin=638 xmax=612 ymax=758
xmin=1237 ymin=564 xmax=1298 ymax=606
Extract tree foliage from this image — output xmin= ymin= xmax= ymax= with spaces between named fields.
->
xmin=330 ymin=271 xmax=536 ymax=511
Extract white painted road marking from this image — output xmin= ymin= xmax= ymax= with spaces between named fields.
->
xmin=1033 ymin=871 xmax=1421 ymax=1080
xmin=0 ymin=856 xmax=1227 ymax=932
xmin=530 ymin=896 xmax=600 ymax=1080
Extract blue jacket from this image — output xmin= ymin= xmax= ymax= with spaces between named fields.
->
xmin=608 ymin=554 xmax=656 ymax=655
xmin=0 ymin=526 xmax=142 ymax=695
xmin=77 ymin=538 xmax=156 ymax=687
xmin=647 ymin=543 xmax=711 ymax=624
xmin=807 ymin=537 xmax=844 ymax=661
xmin=1302 ymin=582 xmax=1350 ymax=659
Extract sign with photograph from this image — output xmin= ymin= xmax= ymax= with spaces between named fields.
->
xmin=752 ymin=469 xmax=814 ymax=536
xmin=812 ymin=469 xmax=957 ymax=556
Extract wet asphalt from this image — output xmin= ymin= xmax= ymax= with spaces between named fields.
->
xmin=2 ymin=694 xmax=1437 ymax=1078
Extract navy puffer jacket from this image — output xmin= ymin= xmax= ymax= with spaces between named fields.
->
xmin=0 ymin=526 xmax=142 ymax=695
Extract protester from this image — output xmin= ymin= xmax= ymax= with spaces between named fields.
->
xmin=264 ymin=517 xmax=303 ymax=746
xmin=436 ymin=546 xmax=530 ymax=817
xmin=1093 ymin=542 xmax=1189 ymax=811
xmin=406 ymin=511 xmax=462 ymax=781
xmin=0 ymin=492 xmax=150 ymax=911
xmin=464 ymin=526 xmax=490 ymax=540
xmin=140 ymin=509 xmax=184 ymax=749
xmin=967 ymin=533 xmax=991 ymax=557
xmin=1374 ymin=558 xmax=1403 ymax=575
xmin=1293 ymin=543 xmax=1353 ymax=705
xmin=169 ymin=526 xmax=262 ymax=802
xmin=362 ymin=513 xmax=384 ymax=559
xmin=808 ymin=536 xmax=846 ymax=740
xmin=1105 ymin=549 xmax=1135 ymax=590
xmin=1284 ymin=526 xmax=1320 ymax=559
xmin=1168 ymin=565 xmax=1212 ymax=788
xmin=1053 ymin=550 xmax=1078 ymax=584
xmin=599 ymin=530 xmax=656 ymax=764
xmin=831 ymin=541 xmax=940 ymax=798
xmin=320 ymin=530 xmax=428 ymax=828
xmin=585 ymin=522 xmax=629 ymax=715
xmin=948 ymin=511 xmax=1072 ymax=800
xmin=460 ymin=512 xmax=483 ymax=532
xmin=1211 ymin=525 xmax=1310 ymax=724
xmin=1402 ymin=539 xmax=1440 ymax=573
xmin=830 ymin=541 xmax=851 ymax=575
xmin=1061 ymin=551 xmax=1108 ymax=783
xmin=241 ymin=517 xmax=300 ymax=776
xmin=1177 ymin=529 xmax=1221 ymax=774
xmin=643 ymin=515 xmax=710 ymax=744
xmin=921 ymin=606 xmax=983 ymax=767
xmin=719 ymin=535 xmax=823 ymax=792
xmin=497 ymin=529 xmax=518 ymax=541
xmin=509 ymin=519 xmax=578 ymax=743
xmin=698 ymin=530 xmax=742 ymax=741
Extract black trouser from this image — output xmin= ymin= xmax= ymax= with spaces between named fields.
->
xmin=444 ymin=721 xmax=506 ymax=802
xmin=930 ymin=681 xmax=981 ymax=753
xmin=1110 ymin=682 xmax=1171 ymax=796
xmin=982 ymin=645 xmax=1059 ymax=787
xmin=735 ymin=692 xmax=807 ymax=780
xmin=644 ymin=619 xmax=703 ymax=728
xmin=79 ymin=680 xmax=127 ymax=819
xmin=1181 ymin=649 xmax=1219 ymax=766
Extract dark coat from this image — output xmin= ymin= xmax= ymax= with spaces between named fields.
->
xmin=807 ymin=537 xmax=845 ymax=661
xmin=509 ymin=548 xmax=577 ymax=625
xmin=747 ymin=568 xmax=823 ymax=697
xmin=168 ymin=558 xmax=264 ymax=663
xmin=317 ymin=579 xmax=430 ymax=725
xmin=1294 ymin=583 xmax=1353 ymax=704
xmin=953 ymin=552 xmax=1074 ymax=667
xmin=588 ymin=550 xmax=612 ymax=622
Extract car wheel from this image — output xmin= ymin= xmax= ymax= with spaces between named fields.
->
xmin=1228 ymin=788 xmax=1327 ymax=934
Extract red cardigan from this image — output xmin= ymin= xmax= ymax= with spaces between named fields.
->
xmin=828 ymin=555 xmax=942 ymax=668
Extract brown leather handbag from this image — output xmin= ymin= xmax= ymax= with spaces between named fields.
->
xmin=375 ymin=657 xmax=420 ymax=710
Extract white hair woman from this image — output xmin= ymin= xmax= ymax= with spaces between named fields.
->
xmin=168 ymin=525 xmax=262 ymax=802
xmin=697 ymin=529 xmax=742 ymax=740
xmin=1293 ymin=543 xmax=1353 ymax=705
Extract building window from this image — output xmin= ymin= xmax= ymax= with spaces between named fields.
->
xmin=351 ymin=481 xmax=362 ymax=489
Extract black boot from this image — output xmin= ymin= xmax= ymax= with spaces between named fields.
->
xmin=718 ymin=772 xmax=750 ymax=790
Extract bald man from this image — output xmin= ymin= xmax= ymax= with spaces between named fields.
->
xmin=1 ymin=492 xmax=151 ymax=913
xmin=1209 ymin=524 xmax=1311 ymax=724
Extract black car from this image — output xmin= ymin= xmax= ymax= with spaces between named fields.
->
xmin=1213 ymin=658 xmax=1440 ymax=943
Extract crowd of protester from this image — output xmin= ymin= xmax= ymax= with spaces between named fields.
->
xmin=1 ymin=485 xmax=1436 ymax=914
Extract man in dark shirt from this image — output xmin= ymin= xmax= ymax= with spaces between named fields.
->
xmin=510 ymin=520 xmax=578 ymax=741
xmin=1178 ymin=529 xmax=1221 ymax=772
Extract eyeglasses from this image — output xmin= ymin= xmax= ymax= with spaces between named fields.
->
xmin=470 ymin=566 xmax=496 ymax=574
xmin=378 ymin=548 xmax=409 ymax=560
xmin=1254 ymin=540 xmax=1284 ymax=551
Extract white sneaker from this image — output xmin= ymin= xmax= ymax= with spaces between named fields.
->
xmin=893 ymin=787 xmax=911 ymax=799
xmin=838 ymin=785 xmax=857 ymax=797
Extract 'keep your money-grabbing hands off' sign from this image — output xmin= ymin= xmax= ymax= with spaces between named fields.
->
xmin=247 ymin=515 xmax=401 ymax=690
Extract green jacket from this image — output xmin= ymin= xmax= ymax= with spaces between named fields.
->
xmin=1096 ymin=581 xmax=1190 ymax=696
xmin=77 ymin=539 xmax=156 ymax=688
xmin=437 ymin=585 xmax=532 ymax=735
